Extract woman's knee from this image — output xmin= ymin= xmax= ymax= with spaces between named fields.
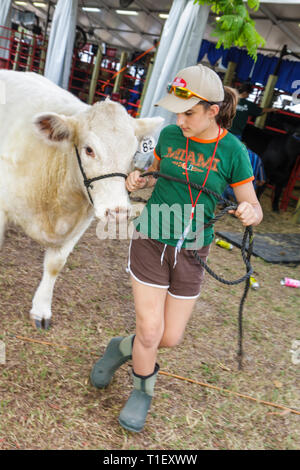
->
xmin=136 ymin=322 xmax=164 ymax=349
xmin=160 ymin=332 xmax=184 ymax=349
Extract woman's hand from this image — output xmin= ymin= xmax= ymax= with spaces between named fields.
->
xmin=126 ymin=170 xmax=148 ymax=192
xmin=231 ymin=182 xmax=263 ymax=226
xmin=228 ymin=201 xmax=260 ymax=226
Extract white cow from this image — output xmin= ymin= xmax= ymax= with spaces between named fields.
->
xmin=0 ymin=70 xmax=163 ymax=329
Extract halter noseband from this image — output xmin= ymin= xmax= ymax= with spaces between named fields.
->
xmin=74 ymin=145 xmax=128 ymax=205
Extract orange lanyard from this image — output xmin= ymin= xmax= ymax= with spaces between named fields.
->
xmin=184 ymin=125 xmax=221 ymax=221
xmin=176 ymin=126 xmax=222 ymax=252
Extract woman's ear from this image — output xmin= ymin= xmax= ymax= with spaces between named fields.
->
xmin=208 ymin=104 xmax=220 ymax=119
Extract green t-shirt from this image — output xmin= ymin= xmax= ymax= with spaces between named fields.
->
xmin=230 ymin=98 xmax=262 ymax=136
xmin=134 ymin=125 xmax=254 ymax=249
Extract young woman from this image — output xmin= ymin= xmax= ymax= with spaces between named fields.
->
xmin=90 ymin=65 xmax=263 ymax=433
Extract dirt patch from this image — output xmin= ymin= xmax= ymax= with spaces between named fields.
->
xmin=0 ymin=188 xmax=299 ymax=450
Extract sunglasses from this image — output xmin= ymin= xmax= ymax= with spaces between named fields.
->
xmin=167 ymin=84 xmax=213 ymax=104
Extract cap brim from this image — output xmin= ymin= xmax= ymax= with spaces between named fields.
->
xmin=155 ymin=94 xmax=200 ymax=113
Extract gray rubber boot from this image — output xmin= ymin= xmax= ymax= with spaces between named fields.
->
xmin=118 ymin=363 xmax=160 ymax=433
xmin=90 ymin=335 xmax=135 ymax=388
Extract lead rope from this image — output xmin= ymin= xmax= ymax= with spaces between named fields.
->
xmin=74 ymin=145 xmax=127 ymax=205
xmin=140 ymin=171 xmax=254 ymax=370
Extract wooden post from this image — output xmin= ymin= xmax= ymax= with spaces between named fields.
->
xmin=44 ymin=0 xmax=52 ymax=38
xmin=112 ymin=51 xmax=128 ymax=94
xmin=137 ymin=59 xmax=154 ymax=116
xmin=291 ymin=198 xmax=300 ymax=224
xmin=26 ymin=34 xmax=36 ymax=71
xmin=223 ymin=61 xmax=237 ymax=87
xmin=139 ymin=39 xmax=160 ymax=117
xmin=255 ymin=74 xmax=278 ymax=129
xmin=12 ymin=29 xmax=24 ymax=71
xmin=38 ymin=39 xmax=47 ymax=75
xmin=88 ymin=45 xmax=102 ymax=105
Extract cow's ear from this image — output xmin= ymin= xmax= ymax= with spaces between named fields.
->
xmin=132 ymin=116 xmax=164 ymax=138
xmin=33 ymin=113 xmax=75 ymax=144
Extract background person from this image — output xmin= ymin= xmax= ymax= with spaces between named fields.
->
xmin=224 ymin=82 xmax=275 ymax=201
xmin=90 ymin=65 xmax=263 ymax=433
xmin=230 ymin=82 xmax=276 ymax=139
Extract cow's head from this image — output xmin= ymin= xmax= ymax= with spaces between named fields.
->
xmin=33 ymin=99 xmax=164 ymax=220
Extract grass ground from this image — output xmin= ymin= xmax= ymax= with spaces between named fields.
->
xmin=0 ymin=188 xmax=299 ymax=450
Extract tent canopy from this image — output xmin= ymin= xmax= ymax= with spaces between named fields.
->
xmin=11 ymin=0 xmax=300 ymax=54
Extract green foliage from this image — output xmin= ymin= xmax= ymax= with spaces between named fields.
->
xmin=194 ymin=0 xmax=265 ymax=60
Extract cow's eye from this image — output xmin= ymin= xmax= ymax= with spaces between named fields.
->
xmin=85 ymin=146 xmax=95 ymax=158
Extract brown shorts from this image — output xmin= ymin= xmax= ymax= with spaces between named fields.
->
xmin=127 ymin=233 xmax=211 ymax=299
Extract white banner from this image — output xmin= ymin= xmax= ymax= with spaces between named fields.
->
xmin=140 ymin=0 xmax=209 ymax=128
xmin=44 ymin=0 xmax=78 ymax=89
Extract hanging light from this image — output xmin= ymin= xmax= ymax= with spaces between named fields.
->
xmin=116 ymin=10 xmax=138 ymax=16
xmin=82 ymin=7 xmax=101 ymax=12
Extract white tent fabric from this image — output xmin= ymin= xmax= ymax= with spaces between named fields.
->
xmin=140 ymin=0 xmax=209 ymax=125
xmin=44 ymin=0 xmax=78 ymax=89
xmin=0 ymin=0 xmax=12 ymax=61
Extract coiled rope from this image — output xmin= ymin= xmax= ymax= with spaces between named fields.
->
xmin=141 ymin=171 xmax=254 ymax=370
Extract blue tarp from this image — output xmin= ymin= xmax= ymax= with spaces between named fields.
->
xmin=251 ymin=54 xmax=278 ymax=84
xmin=198 ymin=39 xmax=300 ymax=93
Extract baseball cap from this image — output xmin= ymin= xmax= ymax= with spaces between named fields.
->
xmin=155 ymin=64 xmax=225 ymax=113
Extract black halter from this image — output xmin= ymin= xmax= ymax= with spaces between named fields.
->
xmin=74 ymin=145 xmax=128 ymax=205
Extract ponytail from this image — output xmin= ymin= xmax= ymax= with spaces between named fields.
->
xmin=198 ymin=86 xmax=238 ymax=129
xmin=216 ymin=86 xmax=238 ymax=129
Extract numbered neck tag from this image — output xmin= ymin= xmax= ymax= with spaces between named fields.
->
xmin=140 ymin=136 xmax=155 ymax=154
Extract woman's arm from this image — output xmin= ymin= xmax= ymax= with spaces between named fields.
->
xmin=230 ymin=182 xmax=263 ymax=226
xmin=126 ymin=158 xmax=160 ymax=192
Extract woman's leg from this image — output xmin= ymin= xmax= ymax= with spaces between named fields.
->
xmin=119 ymin=276 xmax=197 ymax=432
xmin=118 ymin=276 xmax=167 ymax=432
xmin=159 ymin=294 xmax=198 ymax=348
xmin=157 ymin=243 xmax=210 ymax=349
xmin=130 ymin=276 xmax=168 ymax=376
xmin=131 ymin=279 xmax=197 ymax=361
